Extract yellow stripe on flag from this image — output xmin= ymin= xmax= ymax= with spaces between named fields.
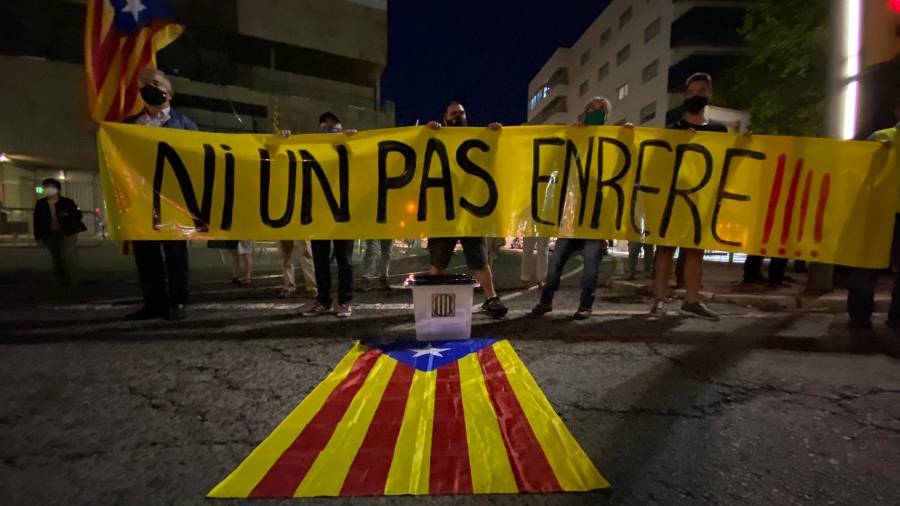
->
xmin=492 ymin=341 xmax=610 ymax=491
xmin=99 ymin=0 xmax=114 ymax=40
xmin=384 ymin=369 xmax=437 ymax=495
xmin=206 ymin=343 xmax=367 ymax=498
xmin=457 ymin=353 xmax=518 ymax=494
xmin=293 ymin=354 xmax=397 ymax=497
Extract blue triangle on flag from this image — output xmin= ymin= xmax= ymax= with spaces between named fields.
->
xmin=362 ymin=338 xmax=497 ymax=372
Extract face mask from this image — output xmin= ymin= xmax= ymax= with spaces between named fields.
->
xmin=683 ymin=95 xmax=709 ymax=114
xmin=140 ymin=85 xmax=168 ymax=107
xmin=585 ymin=110 xmax=606 ymax=126
xmin=446 ymin=116 xmax=467 ymax=127
xmin=43 ymin=187 xmax=59 ymax=197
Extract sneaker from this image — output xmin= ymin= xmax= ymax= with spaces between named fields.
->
xmin=531 ymin=303 xmax=552 ymax=316
xmin=574 ymin=307 xmax=592 ymax=320
xmin=649 ymin=299 xmax=666 ymax=317
xmin=482 ymin=297 xmax=509 ymax=319
xmin=302 ymin=302 xmax=333 ymax=317
xmin=336 ymin=304 xmax=352 ymax=318
xmin=680 ymin=301 xmax=719 ymax=321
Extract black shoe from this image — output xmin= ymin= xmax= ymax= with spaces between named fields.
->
xmin=531 ymin=303 xmax=552 ymax=316
xmin=679 ymin=301 xmax=719 ymax=321
xmin=848 ymin=318 xmax=873 ymax=330
xmin=125 ymin=306 xmax=165 ymax=321
xmin=482 ymin=297 xmax=508 ymax=319
xmin=167 ymin=304 xmax=187 ymax=321
xmin=574 ymin=307 xmax=592 ymax=320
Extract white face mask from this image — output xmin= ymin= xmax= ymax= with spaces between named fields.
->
xmin=43 ymin=187 xmax=59 ymax=197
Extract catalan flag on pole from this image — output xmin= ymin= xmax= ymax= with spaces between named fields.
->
xmin=84 ymin=0 xmax=183 ymax=122
xmin=209 ymin=339 xmax=609 ymax=498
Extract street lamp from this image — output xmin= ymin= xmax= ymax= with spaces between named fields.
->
xmin=840 ymin=0 xmax=863 ymax=140
xmin=0 ymin=153 xmax=9 ymax=163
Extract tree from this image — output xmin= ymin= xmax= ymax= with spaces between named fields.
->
xmin=716 ymin=0 xmax=829 ymax=137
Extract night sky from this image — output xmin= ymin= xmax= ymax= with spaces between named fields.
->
xmin=381 ymin=1 xmax=611 ymax=127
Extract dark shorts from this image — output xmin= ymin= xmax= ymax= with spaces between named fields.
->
xmin=428 ymin=237 xmax=488 ymax=270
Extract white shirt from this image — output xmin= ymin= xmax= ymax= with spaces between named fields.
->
xmin=135 ymin=107 xmax=171 ymax=127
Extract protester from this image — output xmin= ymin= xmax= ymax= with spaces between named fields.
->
xmin=627 ymin=241 xmax=654 ymax=280
xmin=279 ymin=240 xmax=317 ymax=298
xmin=847 ymin=98 xmax=900 ymax=329
xmin=426 ymin=101 xmax=508 ymax=318
xmin=742 ymin=255 xmax=788 ymax=286
xmin=361 ymin=239 xmax=392 ymax=290
xmin=32 ymin=178 xmax=86 ymax=286
xmin=124 ymin=68 xmax=197 ymax=321
xmin=302 ymin=112 xmax=357 ymax=318
xmin=650 ymin=73 xmax=726 ymax=320
xmin=531 ymin=97 xmax=612 ymax=319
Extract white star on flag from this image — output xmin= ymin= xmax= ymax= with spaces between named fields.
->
xmin=409 ymin=345 xmax=452 ymax=358
xmin=122 ymin=0 xmax=147 ymax=22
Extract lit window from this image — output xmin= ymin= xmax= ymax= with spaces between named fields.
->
xmin=597 ymin=62 xmax=610 ymax=82
xmin=619 ymin=7 xmax=632 ymax=29
xmin=580 ymin=49 xmax=591 ymax=65
xmin=616 ymin=45 xmax=630 ymax=66
xmin=642 ymin=60 xmax=659 ymax=83
xmin=640 ymin=101 xmax=657 ymax=123
xmin=580 ymin=80 xmax=589 ymax=96
xmin=644 ymin=17 xmax=661 ymax=44
xmin=617 ymin=83 xmax=629 ymax=100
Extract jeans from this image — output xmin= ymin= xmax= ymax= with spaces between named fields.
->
xmin=627 ymin=242 xmax=654 ymax=277
xmin=362 ymin=239 xmax=392 ymax=281
xmin=540 ymin=239 xmax=606 ymax=309
xmin=133 ymin=240 xmax=189 ymax=311
xmin=312 ymin=239 xmax=353 ymax=306
xmin=43 ymin=233 xmax=78 ymax=286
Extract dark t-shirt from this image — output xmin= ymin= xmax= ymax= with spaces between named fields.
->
xmin=667 ymin=118 xmax=728 ymax=132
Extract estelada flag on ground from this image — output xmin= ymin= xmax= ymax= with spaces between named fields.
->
xmin=208 ymin=339 xmax=609 ymax=498
xmin=84 ymin=0 xmax=183 ymax=122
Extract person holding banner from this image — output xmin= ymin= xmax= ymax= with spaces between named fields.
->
xmin=650 ymin=73 xmax=725 ymax=321
xmin=532 ymin=97 xmax=612 ymax=320
xmin=302 ymin=112 xmax=358 ymax=318
xmin=426 ymin=101 xmax=509 ymax=319
xmin=847 ymin=99 xmax=900 ymax=330
xmin=124 ymin=69 xmax=197 ymax=321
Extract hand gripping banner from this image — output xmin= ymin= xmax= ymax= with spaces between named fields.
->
xmin=97 ymin=123 xmax=899 ymax=268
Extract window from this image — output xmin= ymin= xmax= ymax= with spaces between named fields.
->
xmin=617 ymin=83 xmax=629 ymax=100
xmin=619 ymin=6 xmax=633 ymax=28
xmin=597 ymin=62 xmax=610 ymax=82
xmin=616 ymin=44 xmax=630 ymax=66
xmin=644 ymin=17 xmax=661 ymax=44
xmin=529 ymin=84 xmax=551 ymax=111
xmin=599 ymin=28 xmax=611 ymax=47
xmin=579 ymin=80 xmax=589 ymax=96
xmin=580 ymin=49 xmax=591 ymax=65
xmin=640 ymin=102 xmax=657 ymax=124
xmin=642 ymin=59 xmax=659 ymax=83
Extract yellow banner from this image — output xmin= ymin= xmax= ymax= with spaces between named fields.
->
xmin=97 ymin=122 xmax=899 ymax=268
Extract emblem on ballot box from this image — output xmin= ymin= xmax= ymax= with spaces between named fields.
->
xmin=431 ymin=293 xmax=456 ymax=317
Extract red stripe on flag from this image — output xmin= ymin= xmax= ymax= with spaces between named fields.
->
xmin=477 ymin=346 xmax=562 ymax=493
xmin=249 ymin=350 xmax=381 ymax=498
xmin=339 ymin=363 xmax=416 ymax=496
xmin=429 ymin=361 xmax=473 ymax=495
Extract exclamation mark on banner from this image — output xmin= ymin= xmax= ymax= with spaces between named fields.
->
xmin=760 ymin=154 xmax=787 ymax=255
xmin=811 ymin=174 xmax=831 ymax=258
xmin=795 ymin=170 xmax=814 ymax=256
xmin=778 ymin=158 xmax=805 ymax=255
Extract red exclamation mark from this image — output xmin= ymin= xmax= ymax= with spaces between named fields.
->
xmin=811 ymin=174 xmax=831 ymax=258
xmin=778 ymin=158 xmax=804 ymax=255
xmin=795 ymin=170 xmax=814 ymax=256
xmin=761 ymin=154 xmax=787 ymax=255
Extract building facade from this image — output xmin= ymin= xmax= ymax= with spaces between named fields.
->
xmin=527 ymin=0 xmax=749 ymax=130
xmin=0 ymin=0 xmax=394 ymax=241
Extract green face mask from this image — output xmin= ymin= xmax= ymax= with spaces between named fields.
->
xmin=585 ymin=109 xmax=606 ymax=126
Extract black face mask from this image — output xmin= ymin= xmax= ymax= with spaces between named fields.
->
xmin=446 ymin=116 xmax=467 ymax=127
xmin=140 ymin=85 xmax=168 ymax=107
xmin=683 ymin=95 xmax=709 ymax=114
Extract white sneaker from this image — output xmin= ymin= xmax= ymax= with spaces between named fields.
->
xmin=336 ymin=304 xmax=352 ymax=318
